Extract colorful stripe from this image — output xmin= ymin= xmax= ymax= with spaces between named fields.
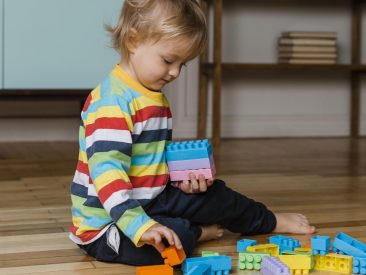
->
xmin=70 ymin=65 xmax=171 ymax=246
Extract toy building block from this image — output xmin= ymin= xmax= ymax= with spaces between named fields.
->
xmin=303 ymin=243 xmax=311 ymax=248
xmin=282 ymin=250 xmax=314 ymax=269
xmin=311 ymin=235 xmax=330 ymax=255
xmin=295 ymin=247 xmax=312 ymax=253
xmin=269 ymin=235 xmax=301 ymax=253
xmin=261 ymin=256 xmax=291 ymax=275
xmin=314 ymin=253 xmax=353 ymax=274
xmin=136 ymin=264 xmax=173 ymax=275
xmin=161 ymin=246 xmax=186 ymax=266
xmin=237 ymin=239 xmax=257 ymax=252
xmin=169 ymin=168 xmax=215 ymax=181
xmin=185 ymin=263 xmax=211 ymax=275
xmin=166 ymin=139 xmax=216 ymax=181
xmin=353 ymin=257 xmax=366 ymax=275
xmin=166 ymin=140 xmax=213 ymax=161
xmin=238 ymin=252 xmax=270 ymax=270
xmin=182 ymin=255 xmax=232 ymax=275
xmin=202 ymin=250 xmax=219 ymax=257
xmin=247 ymin=244 xmax=280 ymax=256
xmin=278 ymin=254 xmax=312 ymax=274
xmin=167 ymin=154 xmax=215 ymax=171
xmin=332 ymin=232 xmax=366 ymax=257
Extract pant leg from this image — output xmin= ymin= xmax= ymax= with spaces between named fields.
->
xmin=79 ymin=216 xmax=201 ymax=266
xmin=160 ymin=179 xmax=277 ymax=235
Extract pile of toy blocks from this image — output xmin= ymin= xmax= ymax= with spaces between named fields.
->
xmin=136 ymin=246 xmax=186 ymax=275
xmin=136 ymin=247 xmax=232 ymax=274
xmin=236 ymin=232 xmax=366 ymax=275
xmin=165 ymin=139 xmax=216 ymax=182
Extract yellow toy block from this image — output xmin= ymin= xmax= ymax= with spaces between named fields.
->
xmin=247 ymin=244 xmax=279 ymax=256
xmin=314 ymin=253 xmax=353 ymax=274
xmin=295 ymin=247 xmax=312 ymax=253
xmin=278 ymin=254 xmax=312 ymax=275
xmin=282 ymin=250 xmax=314 ymax=269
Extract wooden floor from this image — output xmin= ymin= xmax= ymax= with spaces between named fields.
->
xmin=0 ymin=138 xmax=365 ymax=274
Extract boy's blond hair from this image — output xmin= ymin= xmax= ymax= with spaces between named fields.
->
xmin=106 ymin=0 xmax=207 ymax=61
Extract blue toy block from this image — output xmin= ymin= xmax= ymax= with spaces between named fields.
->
xmin=182 ymin=255 xmax=232 ymax=275
xmin=354 ymin=257 xmax=366 ymax=275
xmin=237 ymin=239 xmax=257 ymax=252
xmin=332 ymin=232 xmax=366 ymax=257
xmin=311 ymin=235 xmax=330 ymax=255
xmin=185 ymin=263 xmax=211 ymax=275
xmin=269 ymin=235 xmax=301 ymax=253
xmin=165 ymin=139 xmax=212 ymax=162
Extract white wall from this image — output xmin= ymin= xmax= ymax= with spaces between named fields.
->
xmin=170 ymin=1 xmax=366 ymax=139
xmin=1 ymin=1 xmax=366 ymax=141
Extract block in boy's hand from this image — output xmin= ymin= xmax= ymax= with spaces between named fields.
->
xmin=161 ymin=246 xmax=186 ymax=266
xmin=165 ymin=139 xmax=215 ymax=181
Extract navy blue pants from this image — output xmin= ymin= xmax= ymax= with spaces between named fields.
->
xmin=79 ymin=179 xmax=276 ymax=265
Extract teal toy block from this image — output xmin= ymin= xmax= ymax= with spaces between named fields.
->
xmin=311 ymin=235 xmax=330 ymax=255
xmin=332 ymin=232 xmax=366 ymax=257
xmin=354 ymin=257 xmax=366 ymax=275
xmin=182 ymin=255 xmax=232 ymax=275
xmin=186 ymin=263 xmax=211 ymax=275
xmin=269 ymin=235 xmax=300 ymax=253
xmin=238 ymin=252 xmax=270 ymax=270
xmin=237 ymin=239 xmax=257 ymax=252
xmin=165 ymin=139 xmax=212 ymax=162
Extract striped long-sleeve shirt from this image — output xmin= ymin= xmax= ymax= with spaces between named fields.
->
xmin=69 ymin=65 xmax=172 ymax=246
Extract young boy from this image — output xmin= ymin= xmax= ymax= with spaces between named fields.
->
xmin=69 ymin=0 xmax=315 ymax=266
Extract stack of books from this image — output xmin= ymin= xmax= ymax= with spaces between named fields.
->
xmin=278 ymin=31 xmax=337 ymax=64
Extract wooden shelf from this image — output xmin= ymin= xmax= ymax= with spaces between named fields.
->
xmin=0 ymin=89 xmax=90 ymax=118
xmin=198 ymin=0 xmax=365 ymax=153
xmin=0 ymin=89 xmax=90 ymax=101
xmin=202 ymin=63 xmax=366 ymax=73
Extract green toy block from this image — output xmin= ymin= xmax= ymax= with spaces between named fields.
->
xmin=202 ymin=250 xmax=219 ymax=257
xmin=238 ymin=252 xmax=270 ymax=270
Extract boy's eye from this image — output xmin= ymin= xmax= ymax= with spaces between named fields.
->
xmin=163 ymin=58 xmax=174 ymax=65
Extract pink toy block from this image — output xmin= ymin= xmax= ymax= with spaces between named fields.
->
xmin=169 ymin=168 xmax=215 ymax=181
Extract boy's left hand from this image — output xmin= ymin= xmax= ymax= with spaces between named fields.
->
xmin=175 ymin=173 xmax=214 ymax=194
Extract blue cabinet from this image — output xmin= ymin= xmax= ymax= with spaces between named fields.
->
xmin=4 ymin=0 xmax=123 ymax=88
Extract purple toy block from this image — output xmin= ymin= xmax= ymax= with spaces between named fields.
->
xmin=167 ymin=154 xmax=215 ymax=171
xmin=169 ymin=168 xmax=215 ymax=181
xmin=311 ymin=235 xmax=330 ymax=255
xmin=261 ymin=256 xmax=291 ymax=275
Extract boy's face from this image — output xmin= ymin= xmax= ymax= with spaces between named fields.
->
xmin=124 ymin=36 xmax=195 ymax=91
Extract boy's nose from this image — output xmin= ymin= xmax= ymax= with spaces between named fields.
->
xmin=169 ymin=67 xmax=180 ymax=79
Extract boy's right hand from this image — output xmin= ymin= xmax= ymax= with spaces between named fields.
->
xmin=140 ymin=223 xmax=182 ymax=253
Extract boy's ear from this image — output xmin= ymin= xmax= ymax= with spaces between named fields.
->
xmin=125 ymin=28 xmax=139 ymax=53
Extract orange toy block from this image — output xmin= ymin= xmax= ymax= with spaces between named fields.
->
xmin=304 ymin=242 xmax=311 ymax=248
xmin=136 ymin=264 xmax=173 ymax=275
xmin=161 ymin=246 xmax=186 ymax=266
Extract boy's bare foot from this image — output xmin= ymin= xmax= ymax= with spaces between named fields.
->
xmin=198 ymin=224 xmax=224 ymax=242
xmin=274 ymin=213 xmax=316 ymax=234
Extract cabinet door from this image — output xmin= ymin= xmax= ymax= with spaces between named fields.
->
xmin=4 ymin=0 xmax=123 ymax=89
